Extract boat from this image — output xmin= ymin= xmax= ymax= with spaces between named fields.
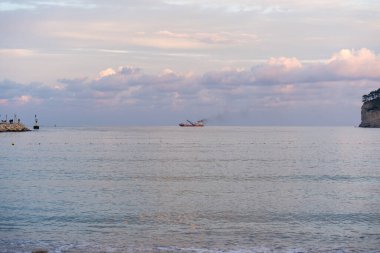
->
xmin=179 ymin=120 xmax=205 ymax=127
xmin=33 ymin=114 xmax=39 ymax=130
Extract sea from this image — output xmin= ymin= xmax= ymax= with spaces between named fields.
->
xmin=0 ymin=126 xmax=379 ymax=253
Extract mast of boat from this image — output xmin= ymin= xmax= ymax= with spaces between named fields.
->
xmin=187 ymin=120 xmax=195 ymax=126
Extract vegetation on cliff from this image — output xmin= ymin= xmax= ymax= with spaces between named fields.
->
xmin=362 ymin=88 xmax=380 ymax=103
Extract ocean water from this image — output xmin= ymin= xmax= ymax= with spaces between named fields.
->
xmin=0 ymin=126 xmax=379 ymax=253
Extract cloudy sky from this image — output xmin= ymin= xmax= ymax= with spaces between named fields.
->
xmin=1 ymin=0 xmax=380 ymax=126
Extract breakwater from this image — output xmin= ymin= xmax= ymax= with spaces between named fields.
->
xmin=0 ymin=123 xmax=30 ymax=132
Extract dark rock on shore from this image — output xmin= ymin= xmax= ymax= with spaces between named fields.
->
xmin=359 ymin=97 xmax=380 ymax=128
xmin=32 ymin=249 xmax=48 ymax=253
xmin=0 ymin=123 xmax=31 ymax=132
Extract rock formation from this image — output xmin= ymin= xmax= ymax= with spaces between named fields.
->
xmin=32 ymin=249 xmax=48 ymax=253
xmin=0 ymin=123 xmax=31 ymax=132
xmin=359 ymin=96 xmax=380 ymax=128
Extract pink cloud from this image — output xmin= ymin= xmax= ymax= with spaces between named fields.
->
xmin=156 ymin=30 xmax=258 ymax=45
xmin=326 ymin=48 xmax=380 ymax=79
xmin=276 ymin=84 xmax=296 ymax=94
xmin=4 ymin=48 xmax=378 ymax=123
xmin=14 ymin=95 xmax=42 ymax=105
xmin=252 ymin=48 xmax=380 ymax=85
xmin=267 ymin=57 xmax=303 ymax=71
xmin=83 ymin=49 xmax=379 ymax=109
xmin=98 ymin=68 xmax=116 ymax=78
xmin=156 ymin=31 xmax=190 ymax=39
xmin=252 ymin=57 xmax=303 ymax=85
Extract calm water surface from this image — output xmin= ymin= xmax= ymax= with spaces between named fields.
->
xmin=0 ymin=127 xmax=379 ymax=253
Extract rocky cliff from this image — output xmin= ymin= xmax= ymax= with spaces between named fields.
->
xmin=0 ymin=123 xmax=30 ymax=132
xmin=359 ymin=97 xmax=380 ymax=128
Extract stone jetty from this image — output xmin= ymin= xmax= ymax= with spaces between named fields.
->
xmin=0 ymin=123 xmax=30 ymax=132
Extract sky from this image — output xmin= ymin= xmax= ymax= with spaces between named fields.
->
xmin=1 ymin=0 xmax=380 ymax=126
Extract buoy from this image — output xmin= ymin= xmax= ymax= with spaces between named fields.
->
xmin=11 ymin=143 xmax=14 ymax=146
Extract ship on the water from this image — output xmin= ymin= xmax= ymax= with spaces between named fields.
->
xmin=179 ymin=120 xmax=205 ymax=127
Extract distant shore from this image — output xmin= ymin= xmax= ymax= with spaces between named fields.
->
xmin=0 ymin=123 xmax=30 ymax=132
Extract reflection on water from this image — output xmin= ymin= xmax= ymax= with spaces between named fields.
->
xmin=0 ymin=127 xmax=379 ymax=252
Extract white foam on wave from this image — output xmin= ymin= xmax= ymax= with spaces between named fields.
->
xmin=155 ymin=246 xmax=308 ymax=253
xmin=52 ymin=241 xmax=120 ymax=253
xmin=53 ymin=243 xmax=76 ymax=253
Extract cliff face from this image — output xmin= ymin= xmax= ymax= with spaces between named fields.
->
xmin=0 ymin=123 xmax=30 ymax=132
xmin=359 ymin=97 xmax=380 ymax=128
